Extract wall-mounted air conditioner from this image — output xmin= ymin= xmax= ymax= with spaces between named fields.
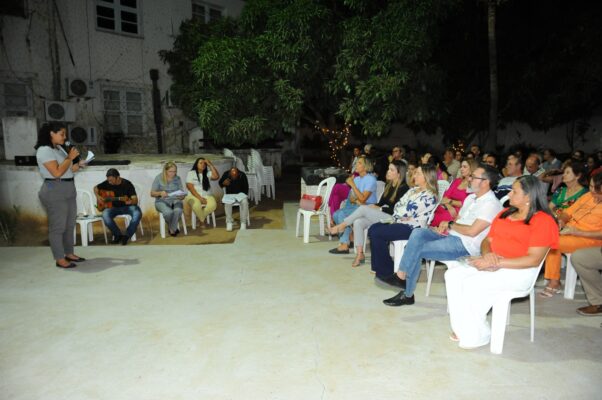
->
xmin=69 ymin=126 xmax=97 ymax=146
xmin=45 ymin=101 xmax=76 ymax=122
xmin=66 ymin=78 xmax=96 ymax=98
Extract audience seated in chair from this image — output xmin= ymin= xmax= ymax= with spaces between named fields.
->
xmin=430 ymin=159 xmax=477 ymax=227
xmin=151 ymin=161 xmax=186 ymax=237
xmin=571 ymin=246 xmax=602 ymax=316
xmin=548 ymin=159 xmax=589 ymax=216
xmin=444 ymin=175 xmax=558 ymax=350
xmin=328 ymin=160 xmax=409 ymax=267
xmin=185 ymin=157 xmax=219 ymax=230
xmin=495 ymin=154 xmax=523 ymax=199
xmin=328 ymin=157 xmax=378 ymax=254
xmin=540 ymin=172 xmax=602 ymax=298
xmin=94 ymin=168 xmax=142 ymax=245
xmin=367 ymin=164 xmax=439 ymax=282
xmin=381 ymin=164 xmax=502 ymax=301
xmin=219 ymin=167 xmax=250 ymax=231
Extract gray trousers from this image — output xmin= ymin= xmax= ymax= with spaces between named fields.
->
xmin=224 ymin=198 xmax=249 ymax=223
xmin=39 ymin=181 xmax=77 ymax=260
xmin=572 ymin=247 xmax=602 ymax=305
xmin=343 ymin=205 xmax=391 ymax=247
xmin=156 ymin=201 xmax=183 ymax=233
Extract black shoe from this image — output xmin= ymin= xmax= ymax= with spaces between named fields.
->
xmin=111 ymin=235 xmax=122 ymax=244
xmin=55 ymin=262 xmax=76 ymax=269
xmin=329 ymin=247 xmax=350 ymax=254
xmin=121 ymin=235 xmax=130 ymax=246
xmin=376 ymin=274 xmax=406 ymax=289
xmin=65 ymin=256 xmax=86 ymax=262
xmin=383 ymin=291 xmax=415 ymax=307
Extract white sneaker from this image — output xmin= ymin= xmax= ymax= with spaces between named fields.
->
xmin=226 ymin=222 xmax=233 ymax=231
xmin=240 ymin=223 xmax=247 ymax=230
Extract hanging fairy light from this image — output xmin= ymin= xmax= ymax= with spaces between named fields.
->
xmin=313 ymin=121 xmax=350 ymax=168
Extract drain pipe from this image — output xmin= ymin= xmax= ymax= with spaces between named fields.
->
xmin=150 ymin=69 xmax=163 ymax=153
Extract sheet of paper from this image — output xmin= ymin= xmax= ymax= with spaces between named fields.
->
xmin=84 ymin=151 xmax=95 ymax=163
xmin=168 ymin=190 xmax=187 ymax=197
xmin=222 ymin=193 xmax=248 ymax=204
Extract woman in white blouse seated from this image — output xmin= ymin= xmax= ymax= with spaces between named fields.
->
xmin=185 ymin=157 xmax=219 ymax=228
xmin=368 ymin=164 xmax=439 ymax=283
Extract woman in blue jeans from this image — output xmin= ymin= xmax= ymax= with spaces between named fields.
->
xmin=329 ymin=157 xmax=378 ymax=254
xmin=368 ymin=164 xmax=438 ymax=283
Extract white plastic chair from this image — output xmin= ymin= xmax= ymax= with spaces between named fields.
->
xmin=74 ymin=189 xmax=108 ymax=247
xmin=488 ymin=252 xmax=549 ymax=354
xmin=296 ymin=177 xmax=336 ymax=243
xmin=563 ymin=253 xmax=579 ymax=300
xmin=437 ymin=180 xmax=451 ymax=198
xmin=159 ymin=211 xmax=188 ymax=239
xmin=191 ymin=209 xmax=217 ymax=229
xmin=250 ymin=149 xmax=275 ymax=199
xmin=233 ymin=156 xmax=259 ymax=205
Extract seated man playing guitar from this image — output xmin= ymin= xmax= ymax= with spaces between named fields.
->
xmin=94 ymin=168 xmax=142 ymax=245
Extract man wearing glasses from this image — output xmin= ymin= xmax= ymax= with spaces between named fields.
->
xmin=380 ymin=164 xmax=503 ymax=306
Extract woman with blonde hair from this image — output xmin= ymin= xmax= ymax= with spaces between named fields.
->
xmin=151 ymin=161 xmax=186 ymax=236
xmin=367 ymin=164 xmax=439 ymax=280
xmin=328 ymin=157 xmax=378 ymax=254
xmin=329 ymin=160 xmax=409 ymax=266
xmin=430 ymin=159 xmax=478 ymax=227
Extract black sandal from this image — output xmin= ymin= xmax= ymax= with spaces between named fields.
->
xmin=66 ymin=256 xmax=86 ymax=262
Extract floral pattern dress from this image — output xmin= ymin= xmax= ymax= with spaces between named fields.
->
xmin=392 ymin=187 xmax=438 ymax=228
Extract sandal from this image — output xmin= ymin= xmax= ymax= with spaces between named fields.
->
xmin=351 ymin=255 xmax=366 ymax=268
xmin=328 ymin=225 xmax=345 ymax=235
xmin=539 ymin=286 xmax=562 ymax=298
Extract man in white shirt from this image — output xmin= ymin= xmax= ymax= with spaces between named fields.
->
xmin=524 ymin=154 xmax=545 ymax=177
xmin=381 ymin=165 xmax=503 ymax=306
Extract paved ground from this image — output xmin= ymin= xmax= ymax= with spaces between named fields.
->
xmin=0 ymin=203 xmax=600 ymax=400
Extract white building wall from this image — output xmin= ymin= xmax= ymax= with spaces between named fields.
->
xmin=0 ymin=0 xmax=245 ymax=157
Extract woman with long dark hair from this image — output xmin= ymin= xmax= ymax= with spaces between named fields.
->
xmin=445 ymin=175 xmax=559 ymax=349
xmin=35 ymin=122 xmax=85 ymax=268
xmin=184 ymin=157 xmax=219 ymax=227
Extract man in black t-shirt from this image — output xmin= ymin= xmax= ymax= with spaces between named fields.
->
xmin=219 ymin=167 xmax=249 ymax=231
xmin=94 ymin=168 xmax=142 ymax=245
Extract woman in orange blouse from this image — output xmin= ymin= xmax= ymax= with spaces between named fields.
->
xmin=445 ymin=175 xmax=559 ymax=349
xmin=540 ymin=171 xmax=602 ymax=297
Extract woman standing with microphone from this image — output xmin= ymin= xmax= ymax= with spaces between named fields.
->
xmin=35 ymin=122 xmax=86 ymax=268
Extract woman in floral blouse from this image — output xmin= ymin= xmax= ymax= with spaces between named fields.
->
xmin=368 ymin=164 xmax=439 ymax=281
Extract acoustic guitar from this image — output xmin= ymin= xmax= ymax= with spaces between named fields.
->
xmin=97 ymin=189 xmax=129 ymax=211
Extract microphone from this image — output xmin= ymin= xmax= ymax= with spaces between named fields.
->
xmin=63 ymin=140 xmax=81 ymax=164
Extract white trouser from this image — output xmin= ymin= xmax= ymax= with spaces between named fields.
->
xmin=224 ymin=198 xmax=249 ymax=223
xmin=445 ymin=264 xmax=538 ymax=348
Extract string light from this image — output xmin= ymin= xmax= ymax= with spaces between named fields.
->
xmin=313 ymin=121 xmax=350 ymax=169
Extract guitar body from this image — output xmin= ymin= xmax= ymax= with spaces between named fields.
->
xmin=97 ymin=189 xmax=128 ymax=211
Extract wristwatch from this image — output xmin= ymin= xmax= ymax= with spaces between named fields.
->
xmin=448 ymin=221 xmax=454 ymax=229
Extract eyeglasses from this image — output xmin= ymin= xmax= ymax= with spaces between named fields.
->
xmin=470 ymin=174 xmax=487 ymax=181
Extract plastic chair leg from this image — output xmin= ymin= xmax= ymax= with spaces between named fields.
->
xmin=530 ymin=289 xmax=535 ymax=342
xmin=490 ymin=299 xmax=511 ymax=355
xmin=426 ymin=260 xmax=436 ymax=297
xmin=295 ymin=211 xmax=301 ymax=238
xmin=80 ymin=224 xmax=89 ymax=247
xmin=303 ymin=213 xmax=311 ymax=243
xmin=564 ymin=254 xmax=578 ymax=300
xmin=318 ymin=214 xmax=325 ymax=236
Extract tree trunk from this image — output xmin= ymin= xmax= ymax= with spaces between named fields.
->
xmin=487 ymin=0 xmax=498 ymax=150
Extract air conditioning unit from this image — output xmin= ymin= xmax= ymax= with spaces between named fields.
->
xmin=45 ymin=101 xmax=77 ymax=122
xmin=69 ymin=126 xmax=97 ymax=146
xmin=66 ymin=78 xmax=96 ymax=98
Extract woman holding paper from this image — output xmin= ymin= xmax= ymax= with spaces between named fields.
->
xmin=185 ymin=157 xmax=219 ymax=228
xmin=151 ymin=161 xmax=186 ymax=236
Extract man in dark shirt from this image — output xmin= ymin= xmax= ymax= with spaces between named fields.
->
xmin=94 ymin=168 xmax=142 ymax=245
xmin=219 ymin=167 xmax=249 ymax=231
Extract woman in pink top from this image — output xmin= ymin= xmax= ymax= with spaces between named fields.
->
xmin=430 ymin=159 xmax=478 ymax=227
